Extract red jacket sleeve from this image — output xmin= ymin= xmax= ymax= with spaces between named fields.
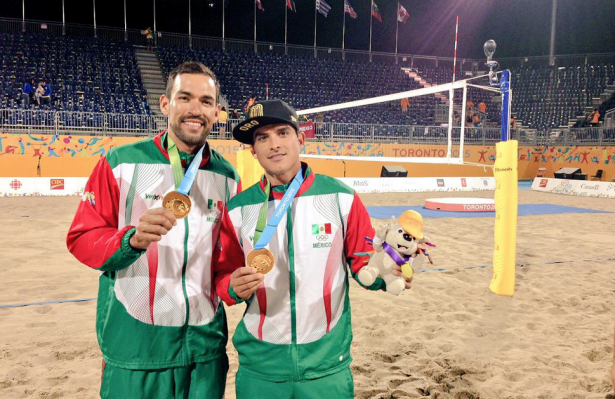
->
xmin=213 ymin=206 xmax=246 ymax=305
xmin=344 ymin=193 xmax=387 ymax=291
xmin=66 ymin=157 xmax=140 ymax=271
xmin=344 ymin=192 xmax=375 ymax=274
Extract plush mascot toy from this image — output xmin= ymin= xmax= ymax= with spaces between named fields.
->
xmin=358 ymin=210 xmax=434 ymax=296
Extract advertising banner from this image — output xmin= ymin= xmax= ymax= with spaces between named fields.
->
xmin=531 ymin=178 xmax=615 ymax=198
xmin=0 ymin=177 xmax=88 ymax=197
xmin=337 ymin=177 xmax=495 ymax=193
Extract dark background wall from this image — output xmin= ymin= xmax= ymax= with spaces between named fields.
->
xmin=2 ymin=0 xmax=614 ymax=58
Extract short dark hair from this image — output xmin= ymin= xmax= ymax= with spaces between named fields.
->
xmin=165 ymin=61 xmax=220 ymax=103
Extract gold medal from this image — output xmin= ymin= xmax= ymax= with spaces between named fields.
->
xmin=246 ymin=248 xmax=275 ymax=274
xmin=163 ymin=191 xmax=192 ymax=219
xmin=401 ymin=262 xmax=414 ymax=278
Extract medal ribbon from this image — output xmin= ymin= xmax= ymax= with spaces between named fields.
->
xmin=382 ymin=242 xmax=412 ymax=266
xmin=167 ymin=135 xmax=206 ymax=194
xmin=253 ymin=169 xmax=305 ymax=250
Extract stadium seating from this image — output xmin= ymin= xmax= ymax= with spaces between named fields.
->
xmin=1 ymin=31 xmax=614 ymax=136
xmin=156 ymin=46 xmax=443 ymax=128
xmin=511 ymin=65 xmax=615 ymax=130
xmin=0 ymin=33 xmax=150 ymax=117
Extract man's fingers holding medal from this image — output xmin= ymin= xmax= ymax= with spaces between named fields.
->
xmin=230 ymin=267 xmax=265 ymax=300
xmin=391 ymin=265 xmax=413 ymax=290
xmin=130 ymin=208 xmax=178 ymax=250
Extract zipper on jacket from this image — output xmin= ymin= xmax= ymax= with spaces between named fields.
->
xmin=180 ymin=215 xmax=191 ymax=362
xmin=286 ymin=205 xmax=299 ymax=381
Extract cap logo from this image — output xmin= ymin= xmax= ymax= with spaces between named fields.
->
xmin=249 ymin=104 xmax=264 ymax=118
xmin=239 ymin=120 xmax=260 ymax=131
xmin=290 ymin=115 xmax=297 ymax=122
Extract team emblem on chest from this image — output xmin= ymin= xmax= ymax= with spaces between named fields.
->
xmin=311 ymin=223 xmax=333 ymax=248
xmin=206 ymin=199 xmax=223 ymax=223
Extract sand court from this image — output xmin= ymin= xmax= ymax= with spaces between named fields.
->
xmin=0 ymin=190 xmax=614 ymax=398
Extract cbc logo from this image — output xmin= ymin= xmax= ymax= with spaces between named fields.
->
xmin=314 ymin=235 xmax=329 ymax=241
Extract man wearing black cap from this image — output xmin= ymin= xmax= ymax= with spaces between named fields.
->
xmin=213 ymin=99 xmax=412 ymax=398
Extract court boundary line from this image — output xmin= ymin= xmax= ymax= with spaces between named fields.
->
xmin=2 ymin=257 xmax=613 ymax=308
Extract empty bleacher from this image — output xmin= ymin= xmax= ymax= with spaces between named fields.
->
xmin=1 ymin=30 xmax=614 ymax=142
xmin=0 ymin=33 xmax=150 ymax=116
xmin=156 ymin=46 xmax=443 ymax=130
xmin=511 ymin=64 xmax=615 ymax=130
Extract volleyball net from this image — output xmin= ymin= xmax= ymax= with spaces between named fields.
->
xmin=295 ymin=72 xmax=507 ymax=167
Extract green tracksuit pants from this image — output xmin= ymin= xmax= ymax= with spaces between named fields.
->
xmin=100 ymin=355 xmax=229 ymax=399
xmin=235 ymin=366 xmax=354 ymax=399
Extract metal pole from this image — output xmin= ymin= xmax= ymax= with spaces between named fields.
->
xmin=285 ymin=0 xmax=288 ymax=55
xmin=395 ymin=1 xmax=399 ymax=57
xmin=313 ymin=0 xmax=317 ymax=58
xmin=342 ymin=1 xmax=346 ymax=60
xmin=459 ymin=84 xmax=467 ymax=161
xmin=253 ymin=0 xmax=257 ymax=53
xmin=22 ymin=0 xmax=25 ymax=32
xmin=62 ymin=0 xmax=66 ymax=35
xmin=446 ymin=85 xmax=453 ymax=159
xmin=368 ymin=0 xmax=373 ymax=62
xmin=222 ymin=0 xmax=225 ymax=50
xmin=93 ymin=0 xmax=97 ymax=37
xmin=188 ymin=0 xmax=192 ymax=48
xmin=500 ymin=70 xmax=511 ymax=142
xmin=123 ymin=0 xmax=127 ymax=41
xmin=153 ymin=0 xmax=157 ymax=32
xmin=453 ymin=16 xmax=458 ymax=82
xmin=549 ymin=0 xmax=557 ymax=66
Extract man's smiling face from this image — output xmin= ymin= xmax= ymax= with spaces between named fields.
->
xmin=160 ymin=73 xmax=220 ymax=153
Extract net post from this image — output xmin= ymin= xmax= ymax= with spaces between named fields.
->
xmin=446 ymin=86 xmax=454 ymax=160
xmin=490 ymin=68 xmax=518 ymax=296
xmin=500 ymin=70 xmax=511 ymax=141
xmin=459 ymin=82 xmax=467 ymax=162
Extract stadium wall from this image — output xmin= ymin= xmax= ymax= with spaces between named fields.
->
xmin=0 ymin=134 xmax=613 ymax=181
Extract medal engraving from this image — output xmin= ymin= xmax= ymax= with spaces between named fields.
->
xmin=163 ymin=191 xmax=192 ymax=219
xmin=247 ymin=248 xmax=275 ymax=274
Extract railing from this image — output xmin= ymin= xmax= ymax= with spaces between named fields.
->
xmin=309 ymin=123 xmax=505 ymax=144
xmin=0 ymin=109 xmax=550 ymax=145
xmin=2 ymin=108 xmax=614 ymax=146
xmin=547 ymin=127 xmax=615 ymax=146
xmin=605 ymin=109 xmax=615 ymax=128
xmin=0 ymin=109 xmax=163 ymax=136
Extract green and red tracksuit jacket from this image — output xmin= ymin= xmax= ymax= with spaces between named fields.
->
xmin=66 ymin=131 xmax=240 ymax=370
xmin=213 ymin=164 xmax=384 ymax=382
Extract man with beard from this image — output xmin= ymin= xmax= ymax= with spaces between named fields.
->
xmin=67 ymin=62 xmax=240 ymax=399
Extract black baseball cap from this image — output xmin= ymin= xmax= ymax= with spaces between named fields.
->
xmin=232 ymin=99 xmax=299 ymax=145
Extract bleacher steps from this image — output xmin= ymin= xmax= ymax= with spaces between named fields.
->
xmin=134 ymin=47 xmax=166 ymax=122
